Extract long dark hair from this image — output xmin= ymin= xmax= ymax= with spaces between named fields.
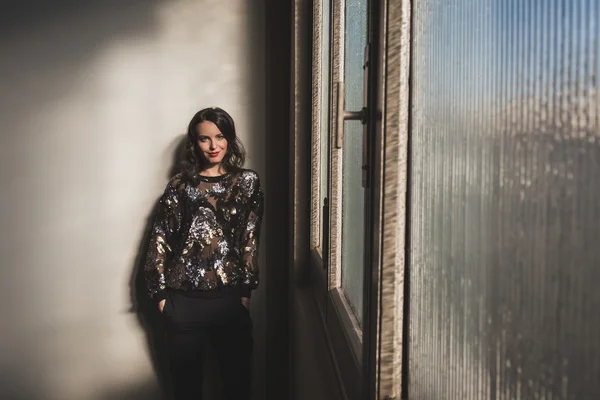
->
xmin=180 ymin=107 xmax=246 ymax=184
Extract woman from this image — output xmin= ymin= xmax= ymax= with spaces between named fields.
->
xmin=145 ymin=107 xmax=264 ymax=400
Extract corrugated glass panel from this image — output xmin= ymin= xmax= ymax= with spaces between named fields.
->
xmin=408 ymin=1 xmax=600 ymax=398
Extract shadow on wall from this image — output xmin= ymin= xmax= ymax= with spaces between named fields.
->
xmin=128 ymin=135 xmax=184 ymax=399
xmin=128 ymin=135 xmax=227 ymax=400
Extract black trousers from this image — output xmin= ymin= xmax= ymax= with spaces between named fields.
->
xmin=162 ymin=288 xmax=253 ymax=400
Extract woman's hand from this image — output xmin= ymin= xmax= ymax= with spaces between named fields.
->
xmin=241 ymin=297 xmax=250 ymax=310
xmin=159 ymin=299 xmax=166 ymax=313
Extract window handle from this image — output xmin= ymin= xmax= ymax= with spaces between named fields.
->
xmin=335 ymin=81 xmax=368 ymax=149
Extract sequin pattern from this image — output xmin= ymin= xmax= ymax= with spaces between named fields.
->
xmin=144 ymin=169 xmax=264 ymax=299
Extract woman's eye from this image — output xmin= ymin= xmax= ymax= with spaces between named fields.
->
xmin=217 ymin=135 xmax=225 ymax=140
xmin=199 ymin=137 xmax=208 ymax=142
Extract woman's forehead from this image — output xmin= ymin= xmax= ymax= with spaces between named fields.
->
xmin=196 ymin=121 xmax=221 ymax=136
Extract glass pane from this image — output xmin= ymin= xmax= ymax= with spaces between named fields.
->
xmin=319 ymin=0 xmax=331 ymax=249
xmin=341 ymin=0 xmax=367 ymax=326
xmin=409 ymin=1 xmax=600 ymax=398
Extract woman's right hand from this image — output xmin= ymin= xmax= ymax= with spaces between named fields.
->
xmin=159 ymin=299 xmax=166 ymax=313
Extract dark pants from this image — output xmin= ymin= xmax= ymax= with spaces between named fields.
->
xmin=162 ymin=289 xmax=253 ymax=400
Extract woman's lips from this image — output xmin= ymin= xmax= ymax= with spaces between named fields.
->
xmin=208 ymin=152 xmax=220 ymax=157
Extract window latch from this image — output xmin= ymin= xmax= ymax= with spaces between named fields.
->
xmin=335 ymin=81 xmax=368 ymax=149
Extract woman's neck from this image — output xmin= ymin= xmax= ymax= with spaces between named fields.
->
xmin=199 ymin=164 xmax=227 ymax=177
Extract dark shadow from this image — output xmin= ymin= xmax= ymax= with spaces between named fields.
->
xmin=96 ymin=380 xmax=165 ymax=400
xmin=0 ymin=0 xmax=158 ymax=34
xmin=293 ymin=256 xmax=314 ymax=288
xmin=244 ymin=4 xmax=268 ymax=399
xmin=128 ymin=134 xmax=186 ymax=400
xmin=264 ymin=0 xmax=293 ymax=398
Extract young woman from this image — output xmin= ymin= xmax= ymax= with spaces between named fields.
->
xmin=145 ymin=107 xmax=264 ymax=400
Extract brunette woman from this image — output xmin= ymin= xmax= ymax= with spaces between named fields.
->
xmin=145 ymin=107 xmax=264 ymax=400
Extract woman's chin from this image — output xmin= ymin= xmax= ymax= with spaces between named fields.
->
xmin=203 ymin=159 xmax=225 ymax=169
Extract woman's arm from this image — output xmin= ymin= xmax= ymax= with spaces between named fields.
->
xmin=145 ymin=176 xmax=183 ymax=303
xmin=239 ymin=172 xmax=265 ymax=299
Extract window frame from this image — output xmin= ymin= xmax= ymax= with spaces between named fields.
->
xmin=307 ymin=0 xmax=407 ymax=398
xmin=309 ymin=0 xmax=364 ymax=394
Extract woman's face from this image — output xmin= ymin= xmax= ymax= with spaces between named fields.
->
xmin=196 ymin=121 xmax=229 ymax=168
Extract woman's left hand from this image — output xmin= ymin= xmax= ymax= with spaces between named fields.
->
xmin=241 ymin=297 xmax=250 ymax=310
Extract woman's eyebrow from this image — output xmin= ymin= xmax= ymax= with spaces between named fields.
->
xmin=198 ymin=132 xmax=223 ymax=137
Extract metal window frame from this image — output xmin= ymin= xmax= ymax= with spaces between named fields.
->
xmin=306 ymin=0 xmax=412 ymax=399
xmin=308 ymin=0 xmax=364 ymax=398
xmin=310 ymin=0 xmax=325 ymax=252
xmin=374 ymin=0 xmax=412 ymax=398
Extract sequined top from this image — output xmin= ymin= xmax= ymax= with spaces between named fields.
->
xmin=145 ymin=169 xmax=264 ymax=301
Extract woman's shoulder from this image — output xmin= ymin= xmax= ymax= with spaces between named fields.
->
xmin=232 ymin=168 xmax=261 ymax=197
xmin=235 ymin=168 xmax=260 ymax=181
xmin=166 ymin=172 xmax=187 ymax=192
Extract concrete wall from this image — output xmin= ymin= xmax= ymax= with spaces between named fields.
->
xmin=0 ymin=1 xmax=265 ymax=398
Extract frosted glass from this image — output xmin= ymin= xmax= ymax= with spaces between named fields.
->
xmin=341 ymin=0 xmax=367 ymax=326
xmin=408 ymin=1 xmax=600 ymax=398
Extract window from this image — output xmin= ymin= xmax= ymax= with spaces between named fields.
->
xmin=310 ymin=0 xmax=369 ymax=360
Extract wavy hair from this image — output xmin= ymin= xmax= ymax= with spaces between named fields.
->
xmin=180 ymin=107 xmax=246 ymax=185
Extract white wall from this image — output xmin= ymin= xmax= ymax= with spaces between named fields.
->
xmin=0 ymin=1 xmax=265 ymax=398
